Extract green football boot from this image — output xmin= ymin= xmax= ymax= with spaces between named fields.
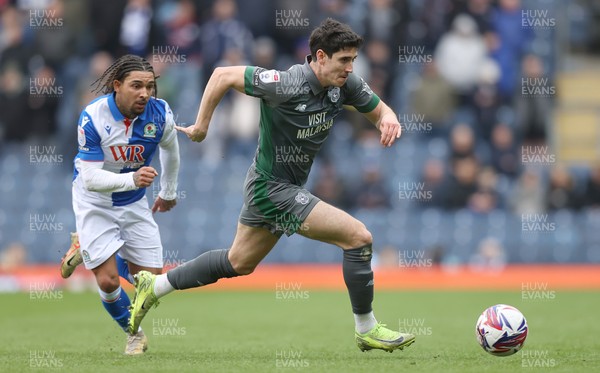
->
xmin=355 ymin=323 xmax=416 ymax=352
xmin=128 ymin=271 xmax=160 ymax=335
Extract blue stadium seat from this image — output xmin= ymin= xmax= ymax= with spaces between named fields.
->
xmin=586 ymin=244 xmax=600 ymax=263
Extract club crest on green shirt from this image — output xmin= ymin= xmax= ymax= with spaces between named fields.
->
xmin=328 ymin=87 xmax=340 ymax=103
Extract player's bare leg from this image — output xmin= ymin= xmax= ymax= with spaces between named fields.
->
xmin=128 ymin=224 xmax=279 ymax=333
xmin=298 ymin=201 xmax=415 ymax=352
xmin=227 ymin=223 xmax=280 ymax=275
xmin=298 ymin=201 xmax=372 ymax=249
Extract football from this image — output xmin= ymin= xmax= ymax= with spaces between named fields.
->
xmin=475 ymin=304 xmax=528 ymax=356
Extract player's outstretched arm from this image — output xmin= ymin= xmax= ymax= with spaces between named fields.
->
xmin=362 ymin=100 xmax=402 ymax=147
xmin=175 ymin=66 xmax=246 ymax=142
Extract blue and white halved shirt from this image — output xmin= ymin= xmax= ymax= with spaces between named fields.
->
xmin=73 ymin=93 xmax=176 ymax=206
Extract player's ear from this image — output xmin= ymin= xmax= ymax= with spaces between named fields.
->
xmin=113 ymin=79 xmax=122 ymax=93
xmin=316 ymin=49 xmax=326 ymax=64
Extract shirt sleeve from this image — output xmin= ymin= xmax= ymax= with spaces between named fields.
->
xmin=159 ymin=101 xmax=177 ymax=147
xmin=243 ymin=66 xmax=293 ymax=105
xmin=343 ymin=74 xmax=380 ymax=113
xmin=80 ymin=160 xmax=138 ymax=193
xmin=76 ymin=111 xmax=104 ymax=161
xmin=158 ymin=101 xmax=180 ymax=200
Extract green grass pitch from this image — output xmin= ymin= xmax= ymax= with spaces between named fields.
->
xmin=1 ymin=290 xmax=598 ymax=372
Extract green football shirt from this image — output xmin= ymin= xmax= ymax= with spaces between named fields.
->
xmin=243 ymin=55 xmax=380 ymax=186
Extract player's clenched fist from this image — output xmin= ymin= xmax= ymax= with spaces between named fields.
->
xmin=133 ymin=166 xmax=158 ymax=188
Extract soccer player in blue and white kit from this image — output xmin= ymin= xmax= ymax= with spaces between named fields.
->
xmin=70 ymin=55 xmax=180 ymax=355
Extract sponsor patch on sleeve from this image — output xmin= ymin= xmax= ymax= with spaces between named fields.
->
xmin=259 ymin=70 xmax=280 ymax=84
xmin=78 ymin=126 xmax=86 ymax=147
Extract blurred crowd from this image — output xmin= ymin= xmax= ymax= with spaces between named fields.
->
xmin=1 ymin=0 xmax=600 ymax=264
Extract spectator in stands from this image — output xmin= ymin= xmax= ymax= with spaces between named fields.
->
xmin=509 ymin=168 xmax=545 ymax=215
xmin=252 ymin=36 xmax=278 ymax=69
xmin=456 ymin=0 xmax=494 ymax=35
xmin=200 ymin=0 xmax=253 ymax=86
xmin=472 ymin=58 xmax=501 ymax=142
xmin=33 ymin=0 xmax=76 ymax=73
xmin=0 ymin=6 xmax=33 ymax=74
xmin=515 ymin=54 xmax=552 ymax=144
xmin=90 ymin=0 xmax=127 ymax=56
xmin=490 ymin=123 xmax=519 ymax=178
xmin=477 ymin=166 xmax=501 ymax=194
xmin=361 ymin=0 xmax=408 ymax=47
xmin=442 ymin=156 xmax=480 ymax=209
xmin=151 ymin=0 xmax=204 ymax=124
xmin=224 ymin=85 xmax=260 ymax=158
xmin=583 ymin=163 xmax=600 ymax=209
xmin=434 ymin=14 xmax=488 ymax=101
xmin=146 ymin=53 xmax=178 ymax=106
xmin=363 ymin=39 xmax=393 ymax=100
xmin=450 ymin=122 xmax=492 ymax=165
xmin=546 ymin=165 xmax=584 ymax=211
xmin=312 ymin=160 xmax=352 ymax=211
xmin=313 ymin=0 xmax=352 ymax=26
xmin=420 ymin=158 xmax=446 ymax=207
xmin=468 ymin=166 xmax=500 ymax=214
xmin=410 ymin=62 xmax=456 ymax=137
xmin=0 ymin=64 xmax=29 ymax=142
xmin=28 ymin=65 xmax=61 ymax=141
xmin=416 ymin=0 xmax=455 ymax=52
xmin=76 ymin=52 xmax=114 ymax=108
xmin=212 ymin=45 xmax=255 ymax=161
xmin=162 ymin=0 xmax=202 ymax=60
xmin=489 ymin=0 xmax=533 ymax=104
xmin=353 ymin=128 xmax=385 ymax=167
xmin=269 ymin=0 xmax=312 ymax=58
xmin=450 ymin=123 xmax=475 ymax=159
xmin=354 ymin=166 xmax=392 ymax=210
xmin=119 ymin=0 xmax=158 ymax=56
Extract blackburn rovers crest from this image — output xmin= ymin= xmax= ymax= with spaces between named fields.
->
xmin=143 ymin=123 xmax=157 ymax=138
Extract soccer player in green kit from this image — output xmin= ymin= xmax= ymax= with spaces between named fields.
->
xmin=129 ymin=18 xmax=415 ymax=353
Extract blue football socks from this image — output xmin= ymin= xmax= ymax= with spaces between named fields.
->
xmin=116 ymin=254 xmax=134 ymax=284
xmin=99 ymin=286 xmax=131 ymax=332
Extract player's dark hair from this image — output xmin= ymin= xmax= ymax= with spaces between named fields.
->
xmin=309 ymin=18 xmax=363 ymax=60
xmin=91 ymin=54 xmax=158 ymax=96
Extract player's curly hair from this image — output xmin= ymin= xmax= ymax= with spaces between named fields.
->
xmin=91 ymin=54 xmax=159 ymax=96
xmin=309 ymin=18 xmax=363 ymax=59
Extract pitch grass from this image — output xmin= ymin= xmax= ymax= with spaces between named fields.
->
xmin=1 ymin=290 xmax=598 ymax=373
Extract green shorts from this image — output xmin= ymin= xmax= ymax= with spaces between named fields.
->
xmin=239 ymin=167 xmax=320 ymax=237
